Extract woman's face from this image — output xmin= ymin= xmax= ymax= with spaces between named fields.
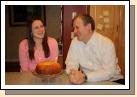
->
xmin=31 ymin=20 xmax=45 ymax=39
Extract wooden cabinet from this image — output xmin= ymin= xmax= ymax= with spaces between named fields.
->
xmin=62 ymin=5 xmax=87 ymax=68
xmin=90 ymin=5 xmax=125 ymax=77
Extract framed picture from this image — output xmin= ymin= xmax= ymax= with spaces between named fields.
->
xmin=8 ymin=5 xmax=45 ymax=26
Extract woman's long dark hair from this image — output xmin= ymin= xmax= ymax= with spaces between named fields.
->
xmin=27 ymin=16 xmax=50 ymax=60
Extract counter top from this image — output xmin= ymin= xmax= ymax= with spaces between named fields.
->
xmin=5 ymin=72 xmax=121 ymax=85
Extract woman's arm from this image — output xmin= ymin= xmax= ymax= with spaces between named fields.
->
xmin=19 ymin=40 xmax=30 ymax=72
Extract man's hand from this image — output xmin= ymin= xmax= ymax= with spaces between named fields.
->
xmin=68 ymin=69 xmax=86 ymax=84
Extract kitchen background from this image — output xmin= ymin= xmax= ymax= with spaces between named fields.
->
xmin=5 ymin=5 xmax=125 ymax=78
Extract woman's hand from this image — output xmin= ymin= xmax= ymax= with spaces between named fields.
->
xmin=68 ymin=69 xmax=86 ymax=84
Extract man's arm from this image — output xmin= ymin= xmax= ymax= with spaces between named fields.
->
xmin=85 ymin=42 xmax=120 ymax=82
xmin=65 ymin=39 xmax=79 ymax=74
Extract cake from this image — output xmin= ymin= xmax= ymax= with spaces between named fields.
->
xmin=35 ymin=61 xmax=62 ymax=75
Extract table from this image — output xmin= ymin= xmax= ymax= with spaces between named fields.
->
xmin=5 ymin=72 xmax=121 ymax=85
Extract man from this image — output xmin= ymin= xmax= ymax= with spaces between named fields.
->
xmin=65 ymin=14 xmax=124 ymax=85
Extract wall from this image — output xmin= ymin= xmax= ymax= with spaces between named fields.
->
xmin=5 ymin=6 xmax=26 ymax=62
xmin=5 ymin=5 xmax=61 ymax=62
xmin=46 ymin=6 xmax=61 ymax=40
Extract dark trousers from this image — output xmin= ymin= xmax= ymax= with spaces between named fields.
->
xmin=113 ymin=79 xmax=125 ymax=85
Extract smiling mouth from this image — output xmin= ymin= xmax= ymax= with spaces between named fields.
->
xmin=76 ymin=33 xmax=80 ymax=37
xmin=38 ymin=32 xmax=44 ymax=35
xmin=38 ymin=33 xmax=43 ymax=35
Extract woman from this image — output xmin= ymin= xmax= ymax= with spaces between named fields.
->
xmin=19 ymin=17 xmax=59 ymax=72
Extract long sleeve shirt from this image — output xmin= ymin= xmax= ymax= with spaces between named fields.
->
xmin=65 ymin=32 xmax=123 ymax=82
xmin=19 ymin=37 xmax=59 ymax=72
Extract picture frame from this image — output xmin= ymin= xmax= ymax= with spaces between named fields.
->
xmin=8 ymin=5 xmax=45 ymax=26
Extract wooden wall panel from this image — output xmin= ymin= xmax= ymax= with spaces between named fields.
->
xmin=90 ymin=5 xmax=125 ymax=76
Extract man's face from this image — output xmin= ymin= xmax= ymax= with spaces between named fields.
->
xmin=73 ymin=17 xmax=89 ymax=41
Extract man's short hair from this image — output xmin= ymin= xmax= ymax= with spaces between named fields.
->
xmin=73 ymin=14 xmax=95 ymax=31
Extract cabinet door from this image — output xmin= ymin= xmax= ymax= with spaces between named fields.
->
xmin=62 ymin=5 xmax=87 ymax=68
xmin=90 ymin=5 xmax=125 ymax=76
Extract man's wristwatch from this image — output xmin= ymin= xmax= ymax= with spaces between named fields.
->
xmin=84 ymin=73 xmax=87 ymax=81
xmin=81 ymin=71 xmax=87 ymax=81
xmin=78 ymin=64 xmax=87 ymax=81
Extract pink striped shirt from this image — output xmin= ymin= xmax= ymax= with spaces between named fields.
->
xmin=19 ymin=37 xmax=59 ymax=72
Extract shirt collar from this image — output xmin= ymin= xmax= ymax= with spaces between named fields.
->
xmin=86 ymin=31 xmax=96 ymax=46
xmin=76 ymin=31 xmax=97 ymax=47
